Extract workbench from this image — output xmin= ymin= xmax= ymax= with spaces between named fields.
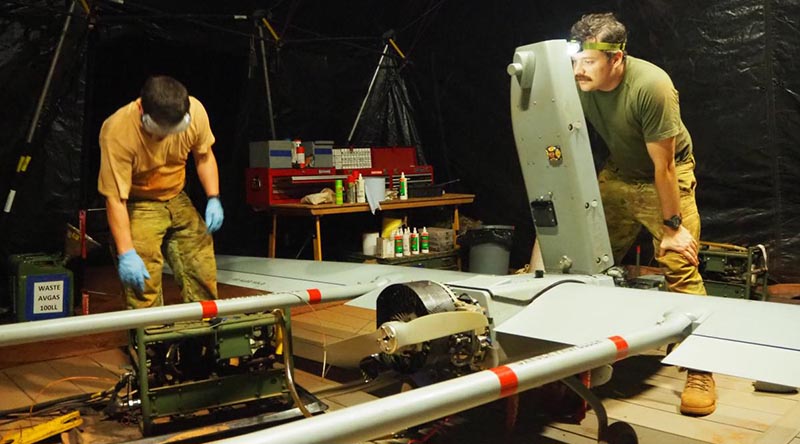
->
xmin=268 ymin=193 xmax=475 ymax=260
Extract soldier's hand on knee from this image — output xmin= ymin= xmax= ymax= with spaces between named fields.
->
xmin=659 ymin=226 xmax=699 ymax=266
xmin=118 ymin=249 xmax=151 ymax=292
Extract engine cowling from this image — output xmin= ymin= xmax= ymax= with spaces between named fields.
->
xmin=373 ymin=281 xmax=492 ymax=379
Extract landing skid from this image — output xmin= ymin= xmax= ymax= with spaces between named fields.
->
xmin=561 ymin=375 xmax=638 ymax=444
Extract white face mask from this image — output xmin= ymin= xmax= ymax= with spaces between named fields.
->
xmin=141 ymin=112 xmax=191 ymax=137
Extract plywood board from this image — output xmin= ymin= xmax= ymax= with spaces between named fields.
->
xmin=291 ymin=301 xmax=346 ymax=317
xmin=325 ymin=390 xmax=379 ymax=408
xmin=2 ymin=362 xmax=84 ymax=405
xmin=86 ymin=348 xmax=132 ymax=376
xmin=596 ymin=397 xmax=761 ymax=443
xmin=0 ymin=331 xmax=128 ymax=370
xmin=292 ymin=316 xmax=366 ymax=337
xmin=326 ymin=304 xmax=376 ymax=322
xmin=755 ymin=401 xmax=800 ymax=444
xmin=293 ymin=305 xmax=373 ymax=331
xmin=292 ymin=337 xmax=326 ymax=363
xmin=0 ymin=371 xmax=34 ymax=411
xmin=294 ymin=368 xmax=340 ymax=394
xmin=48 ymin=356 xmax=121 ymax=394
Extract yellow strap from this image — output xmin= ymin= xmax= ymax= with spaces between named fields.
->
xmin=388 ymin=38 xmax=406 ymax=59
xmin=261 ymin=18 xmax=280 ymax=42
xmin=16 ymin=155 xmax=31 ymax=173
xmin=1 ymin=411 xmax=82 ymax=444
xmin=275 ymin=320 xmax=284 ymax=355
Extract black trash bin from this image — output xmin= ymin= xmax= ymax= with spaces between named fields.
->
xmin=460 ymin=225 xmax=515 ymax=275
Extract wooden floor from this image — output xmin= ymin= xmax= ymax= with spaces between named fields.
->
xmin=1 ymin=269 xmax=799 ymax=444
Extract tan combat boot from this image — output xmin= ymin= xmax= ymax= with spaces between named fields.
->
xmin=680 ymin=370 xmax=716 ymax=415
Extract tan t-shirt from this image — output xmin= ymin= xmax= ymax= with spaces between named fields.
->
xmin=98 ymin=96 xmax=215 ymax=201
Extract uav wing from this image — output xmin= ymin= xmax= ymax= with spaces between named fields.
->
xmin=496 ymin=282 xmax=800 ymax=388
xmin=215 ymin=255 xmax=471 ymax=294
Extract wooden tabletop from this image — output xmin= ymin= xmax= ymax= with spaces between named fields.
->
xmin=269 ymin=193 xmax=475 ymax=216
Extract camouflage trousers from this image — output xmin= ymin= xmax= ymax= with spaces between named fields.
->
xmin=598 ymin=161 xmax=706 ymax=295
xmin=125 ymin=191 xmax=218 ymax=309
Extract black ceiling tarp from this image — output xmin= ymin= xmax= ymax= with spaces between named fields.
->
xmin=0 ymin=1 xmax=87 ymax=258
xmin=348 ymin=51 xmax=427 ymax=164
xmin=0 ymin=1 xmax=799 ymax=284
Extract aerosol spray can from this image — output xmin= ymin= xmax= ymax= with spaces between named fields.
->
xmin=335 ymin=179 xmax=344 ymax=205
xmin=347 ymin=173 xmax=357 ymax=203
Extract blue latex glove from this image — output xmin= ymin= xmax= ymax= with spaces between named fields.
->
xmin=118 ymin=249 xmax=150 ymax=293
xmin=205 ymin=196 xmax=224 ymax=233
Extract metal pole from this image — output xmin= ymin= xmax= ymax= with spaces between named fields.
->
xmin=26 ymin=1 xmax=76 ymax=143
xmin=4 ymin=1 xmax=77 ymax=214
xmin=213 ymin=312 xmax=694 ymax=444
xmin=0 ymin=281 xmax=382 ymax=347
xmin=347 ymin=44 xmax=389 ymax=144
xmin=257 ymin=24 xmax=276 ymax=139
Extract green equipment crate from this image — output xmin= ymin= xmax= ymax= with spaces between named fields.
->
xmin=699 ymin=243 xmax=768 ymax=300
xmin=132 ymin=311 xmax=293 ymax=435
xmin=9 ymin=253 xmax=72 ymax=322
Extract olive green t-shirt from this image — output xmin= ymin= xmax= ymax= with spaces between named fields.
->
xmin=578 ymin=56 xmax=693 ymax=180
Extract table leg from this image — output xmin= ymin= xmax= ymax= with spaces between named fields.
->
xmin=452 ymin=206 xmax=460 ymax=246
xmin=269 ymin=214 xmax=277 ymax=258
xmin=453 ymin=206 xmax=462 ymax=271
xmin=313 ymin=216 xmax=322 ymax=261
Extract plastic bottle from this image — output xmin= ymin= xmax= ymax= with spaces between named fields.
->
xmin=420 ymin=226 xmax=429 ymax=254
xmin=399 ymin=172 xmax=408 ymax=200
xmin=291 ymin=139 xmax=301 ymax=165
xmin=394 ymin=230 xmax=404 ymax=257
xmin=402 ymin=227 xmax=411 ymax=256
xmin=356 ymin=173 xmax=366 ymax=203
xmin=410 ymin=227 xmax=419 ymax=255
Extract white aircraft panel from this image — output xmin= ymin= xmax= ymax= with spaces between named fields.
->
xmin=496 ymin=282 xmax=698 ymax=344
xmin=690 ymin=303 xmax=800 ymax=351
xmin=663 ymin=335 xmax=800 ymax=388
xmin=497 ymin=282 xmax=800 ymax=352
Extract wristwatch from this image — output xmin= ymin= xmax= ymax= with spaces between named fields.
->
xmin=663 ymin=214 xmax=682 ymax=230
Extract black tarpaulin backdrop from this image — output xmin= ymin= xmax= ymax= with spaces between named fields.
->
xmin=0 ymin=1 xmax=798 ymax=286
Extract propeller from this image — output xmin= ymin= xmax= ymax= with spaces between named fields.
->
xmin=326 ymin=311 xmax=488 ymax=368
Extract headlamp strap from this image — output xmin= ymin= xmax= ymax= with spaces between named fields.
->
xmin=569 ymin=40 xmax=626 ymax=52
xmin=581 ymin=41 xmax=626 ymax=51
